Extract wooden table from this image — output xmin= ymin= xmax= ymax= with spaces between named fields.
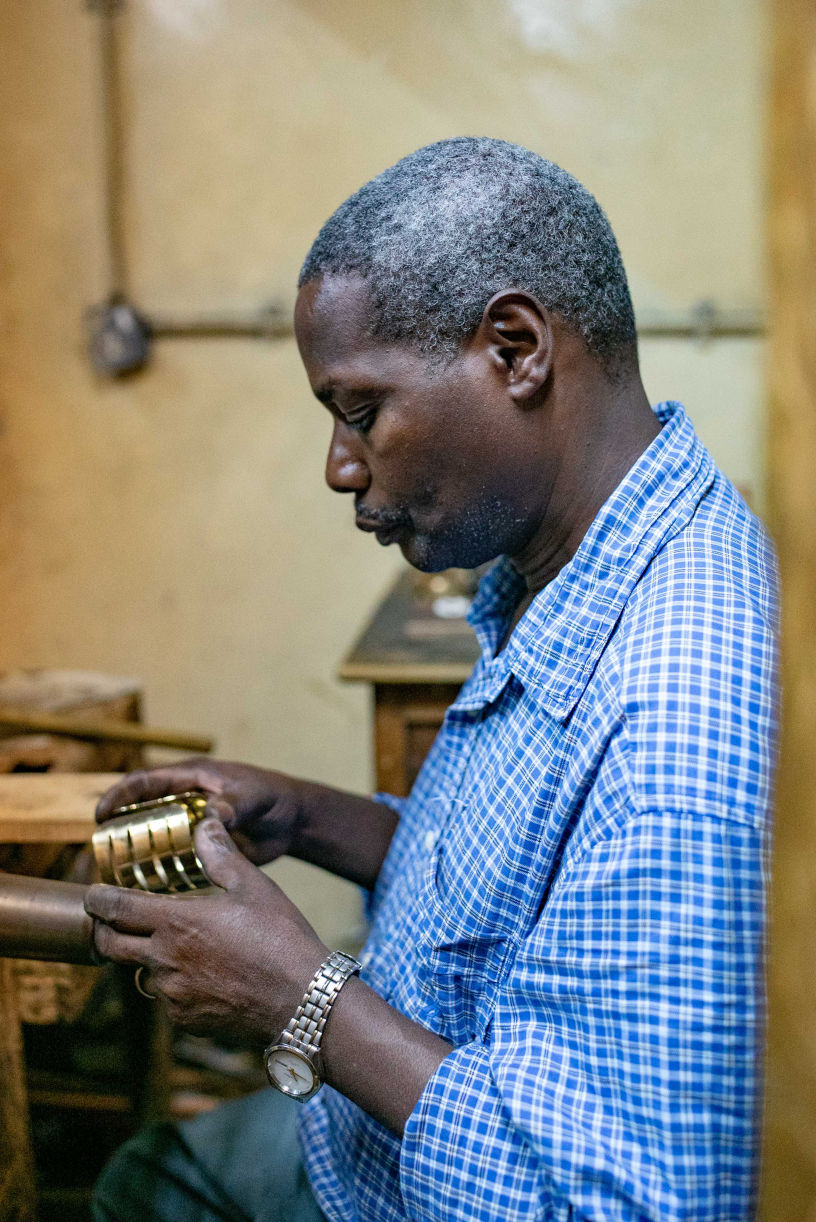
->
xmin=339 ymin=571 xmax=480 ymax=796
xmin=0 ymin=773 xmax=115 ymax=843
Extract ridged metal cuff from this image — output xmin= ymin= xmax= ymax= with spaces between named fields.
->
xmin=279 ymin=950 xmax=361 ymax=1058
xmin=92 ymin=792 xmax=211 ymax=893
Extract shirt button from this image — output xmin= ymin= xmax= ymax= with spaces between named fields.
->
xmin=424 ymin=830 xmax=437 ymax=852
xmin=359 ymin=949 xmax=373 ymax=967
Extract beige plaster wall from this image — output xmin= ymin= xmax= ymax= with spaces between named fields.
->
xmin=0 ymin=1 xmax=766 ymax=940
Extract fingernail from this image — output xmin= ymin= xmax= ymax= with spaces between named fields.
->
xmin=201 ymin=817 xmax=226 ymax=838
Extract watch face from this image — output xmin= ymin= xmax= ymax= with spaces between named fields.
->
xmin=264 ymin=1045 xmax=320 ymax=1100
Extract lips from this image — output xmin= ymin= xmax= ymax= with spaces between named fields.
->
xmin=355 ymin=514 xmax=409 ymax=545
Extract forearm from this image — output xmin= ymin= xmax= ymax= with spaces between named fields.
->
xmin=320 ymin=974 xmax=453 ymax=1136
xmin=289 ymin=781 xmax=399 ymax=889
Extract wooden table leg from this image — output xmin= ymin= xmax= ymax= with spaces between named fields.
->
xmin=0 ymin=959 xmax=36 ymax=1222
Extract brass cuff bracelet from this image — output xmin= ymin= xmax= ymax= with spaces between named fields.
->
xmin=91 ymin=791 xmax=212 ymax=893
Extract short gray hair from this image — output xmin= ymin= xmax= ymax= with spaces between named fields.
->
xmin=299 ymin=137 xmax=637 ymax=375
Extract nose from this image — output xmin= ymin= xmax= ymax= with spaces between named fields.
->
xmin=325 ymin=420 xmax=370 ymax=494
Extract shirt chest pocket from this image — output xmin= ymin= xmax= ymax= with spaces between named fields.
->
xmin=417 ymin=828 xmax=526 ymax=1044
xmin=413 ymin=711 xmax=570 ymax=1041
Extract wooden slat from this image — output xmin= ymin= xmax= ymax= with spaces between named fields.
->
xmin=0 ymin=708 xmax=213 ymax=754
xmin=0 ymin=774 xmax=121 ymax=842
xmin=338 ymin=660 xmax=474 ymax=685
xmin=761 ymin=0 xmax=816 ymax=1215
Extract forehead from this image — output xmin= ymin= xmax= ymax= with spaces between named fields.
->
xmin=294 ymin=274 xmax=427 ymax=395
xmin=295 ymin=274 xmax=374 ymax=358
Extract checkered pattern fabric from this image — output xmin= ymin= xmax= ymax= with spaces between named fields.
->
xmin=299 ymin=402 xmax=778 ymax=1221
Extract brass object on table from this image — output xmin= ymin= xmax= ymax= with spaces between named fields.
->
xmin=92 ymin=791 xmax=211 ymax=893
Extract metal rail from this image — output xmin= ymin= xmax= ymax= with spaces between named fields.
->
xmin=85 ymin=2 xmax=765 ymax=363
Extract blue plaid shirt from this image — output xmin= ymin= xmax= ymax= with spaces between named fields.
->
xmin=299 ymin=401 xmax=778 ymax=1222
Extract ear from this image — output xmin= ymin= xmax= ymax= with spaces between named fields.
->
xmin=478 ymin=290 xmax=553 ymax=404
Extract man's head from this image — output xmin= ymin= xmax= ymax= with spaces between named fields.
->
xmin=299 ymin=137 xmax=637 ymax=377
xmin=295 ymin=138 xmax=650 ymax=578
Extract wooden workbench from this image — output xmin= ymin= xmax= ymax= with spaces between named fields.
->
xmin=0 ymin=773 xmax=116 ymax=844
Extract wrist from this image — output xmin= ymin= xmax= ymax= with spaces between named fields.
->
xmin=264 ymin=949 xmax=362 ymax=1101
xmin=285 ymin=779 xmax=323 ymax=860
xmin=317 ymin=974 xmax=453 ymax=1136
xmin=286 ymin=784 xmax=397 ymax=888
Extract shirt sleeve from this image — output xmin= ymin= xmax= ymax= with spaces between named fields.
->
xmin=399 ymin=809 xmax=766 ymax=1222
xmin=373 ymin=791 xmax=408 ymax=819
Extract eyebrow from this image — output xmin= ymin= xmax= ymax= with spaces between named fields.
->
xmin=313 ymin=383 xmax=383 ymax=407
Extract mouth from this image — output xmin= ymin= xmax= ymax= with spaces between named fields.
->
xmin=355 ymin=512 xmax=411 ymax=546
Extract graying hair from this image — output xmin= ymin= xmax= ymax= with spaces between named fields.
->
xmin=299 ymin=137 xmax=637 ymax=375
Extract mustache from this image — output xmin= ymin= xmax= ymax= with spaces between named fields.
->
xmin=354 ymin=501 xmax=412 ymax=530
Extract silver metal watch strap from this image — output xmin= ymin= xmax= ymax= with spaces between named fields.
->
xmin=279 ymin=950 xmax=361 ymax=1060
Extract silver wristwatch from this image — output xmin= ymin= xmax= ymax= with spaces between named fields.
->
xmin=264 ymin=950 xmax=361 ymax=1101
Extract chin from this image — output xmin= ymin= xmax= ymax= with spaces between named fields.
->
xmin=400 ymin=532 xmax=496 ymax=574
xmin=395 ymin=533 xmax=442 ymax=572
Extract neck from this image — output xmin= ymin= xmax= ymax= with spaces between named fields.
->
xmin=510 ymin=369 xmax=660 ymax=596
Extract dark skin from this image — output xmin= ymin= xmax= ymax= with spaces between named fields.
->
xmin=86 ymin=273 xmax=661 ymax=1137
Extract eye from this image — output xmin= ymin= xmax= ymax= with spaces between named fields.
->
xmin=347 ymin=405 xmax=378 ymax=435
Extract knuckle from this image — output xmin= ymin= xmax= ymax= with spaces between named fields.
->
xmin=165 ymin=907 xmax=189 ymax=936
xmin=203 ymin=797 xmax=233 ymax=823
xmin=91 ymin=921 xmax=111 ymax=954
xmin=96 ymin=771 xmax=149 ymax=820
xmin=122 ymin=769 xmax=151 ymax=797
xmin=92 ymin=921 xmax=123 ymax=961
xmin=97 ymin=764 xmax=214 ymax=822
xmin=86 ymin=882 xmax=122 ymax=921
xmin=160 ymin=975 xmax=182 ymax=1003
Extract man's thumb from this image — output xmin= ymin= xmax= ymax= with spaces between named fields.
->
xmin=194 ymin=808 xmax=250 ymax=891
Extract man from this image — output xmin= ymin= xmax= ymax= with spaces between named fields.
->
xmin=89 ymin=138 xmax=777 ymax=1221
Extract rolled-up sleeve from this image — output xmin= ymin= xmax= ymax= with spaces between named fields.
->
xmin=400 ymin=809 xmax=766 ymax=1222
xmin=373 ymin=792 xmax=408 ymax=819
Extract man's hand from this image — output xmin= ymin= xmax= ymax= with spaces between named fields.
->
xmin=85 ymin=814 xmax=327 ymax=1043
xmin=95 ymin=759 xmax=305 ymax=866
xmin=96 ymin=759 xmax=400 ymax=890
xmin=88 ymin=810 xmax=452 ymax=1136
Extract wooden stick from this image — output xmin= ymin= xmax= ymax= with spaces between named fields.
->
xmin=0 ymin=708 xmax=213 ymax=754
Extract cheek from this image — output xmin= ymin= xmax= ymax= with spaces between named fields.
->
xmin=371 ymin=427 xmax=437 ymax=501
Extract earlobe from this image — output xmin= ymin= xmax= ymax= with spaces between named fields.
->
xmin=481 ymin=290 xmax=553 ymax=404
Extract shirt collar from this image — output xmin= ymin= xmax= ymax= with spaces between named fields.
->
xmin=461 ymin=401 xmax=715 ymax=721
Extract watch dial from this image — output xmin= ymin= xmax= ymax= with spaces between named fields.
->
xmin=266 ymin=1048 xmax=318 ymax=1097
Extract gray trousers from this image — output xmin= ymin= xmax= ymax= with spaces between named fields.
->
xmin=92 ymin=1089 xmax=326 ymax=1222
